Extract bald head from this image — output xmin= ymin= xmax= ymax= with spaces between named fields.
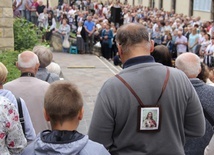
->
xmin=116 ymin=23 xmax=151 ymax=53
xmin=175 ymin=53 xmax=201 ymax=78
xmin=17 ymin=51 xmax=39 ymax=69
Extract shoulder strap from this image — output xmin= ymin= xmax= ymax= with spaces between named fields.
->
xmin=203 ymin=108 xmax=214 ymax=127
xmin=156 ymin=67 xmax=170 ymax=104
xmin=115 ymin=74 xmax=144 ymax=107
xmin=45 ymin=73 xmax=51 ymax=82
xmin=17 ymin=97 xmax=25 ymax=135
xmin=115 ymin=67 xmax=170 ymax=107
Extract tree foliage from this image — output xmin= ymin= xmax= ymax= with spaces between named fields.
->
xmin=13 ymin=18 xmax=40 ymax=51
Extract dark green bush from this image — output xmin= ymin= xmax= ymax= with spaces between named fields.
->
xmin=13 ymin=18 xmax=40 ymax=51
xmin=0 ymin=51 xmax=20 ymax=82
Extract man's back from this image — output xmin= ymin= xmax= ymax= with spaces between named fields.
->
xmin=89 ymin=63 xmax=205 ymax=155
xmin=4 ymin=77 xmax=50 ymax=134
xmin=185 ymin=78 xmax=214 ymax=155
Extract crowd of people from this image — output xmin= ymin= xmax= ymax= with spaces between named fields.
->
xmin=2 ymin=0 xmax=214 ymax=154
xmin=12 ymin=0 xmax=214 ymax=63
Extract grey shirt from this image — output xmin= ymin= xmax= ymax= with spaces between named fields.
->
xmin=89 ymin=62 xmax=205 ymax=155
xmin=36 ymin=68 xmax=60 ymax=83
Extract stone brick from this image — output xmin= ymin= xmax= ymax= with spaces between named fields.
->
xmin=0 ymin=0 xmax=12 ymax=7
xmin=0 ymin=38 xmax=14 ymax=49
xmin=0 ymin=8 xmax=3 ymax=18
xmin=0 ymin=28 xmax=3 ymax=37
xmin=4 ymin=28 xmax=13 ymax=38
xmin=0 ymin=18 xmax=13 ymax=28
xmin=3 ymin=8 xmax=13 ymax=18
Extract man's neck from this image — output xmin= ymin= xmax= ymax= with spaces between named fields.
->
xmin=52 ymin=120 xmax=79 ymax=131
xmin=20 ymin=68 xmax=36 ymax=76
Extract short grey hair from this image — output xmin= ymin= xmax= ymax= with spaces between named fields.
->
xmin=18 ymin=52 xmax=39 ymax=68
xmin=175 ymin=53 xmax=201 ymax=78
xmin=33 ymin=46 xmax=53 ymax=68
xmin=116 ymin=23 xmax=150 ymax=53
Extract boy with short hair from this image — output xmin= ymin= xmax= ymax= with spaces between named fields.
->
xmin=21 ymin=81 xmax=110 ymax=155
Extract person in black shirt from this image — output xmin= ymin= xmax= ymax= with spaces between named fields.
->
xmin=36 ymin=0 xmax=45 ymax=16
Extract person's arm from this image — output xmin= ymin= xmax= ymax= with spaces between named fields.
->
xmin=57 ymin=25 xmax=62 ymax=33
xmin=183 ymin=37 xmax=188 ymax=46
xmin=91 ymin=23 xmax=96 ymax=34
xmin=175 ymin=37 xmax=179 ymax=45
xmin=66 ymin=25 xmax=71 ymax=35
xmin=16 ymin=0 xmax=23 ymax=10
xmin=20 ymin=98 xmax=36 ymax=142
xmin=204 ymin=134 xmax=214 ymax=155
xmin=109 ymin=29 xmax=113 ymax=39
xmin=25 ymin=1 xmax=30 ymax=11
xmin=192 ymin=36 xmax=199 ymax=47
xmin=3 ymin=100 xmax=27 ymax=154
xmin=184 ymin=76 xmax=205 ymax=137
xmin=88 ymin=91 xmax=114 ymax=149
xmin=49 ymin=18 xmax=56 ymax=31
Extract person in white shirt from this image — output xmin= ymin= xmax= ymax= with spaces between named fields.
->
xmin=175 ymin=31 xmax=188 ymax=55
xmin=13 ymin=0 xmax=26 ymax=17
xmin=200 ymin=34 xmax=211 ymax=57
xmin=204 ymin=37 xmax=214 ymax=67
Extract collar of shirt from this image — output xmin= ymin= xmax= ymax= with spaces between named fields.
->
xmin=123 ymin=55 xmax=155 ymax=69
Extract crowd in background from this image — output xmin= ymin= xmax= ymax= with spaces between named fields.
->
xmin=12 ymin=0 xmax=214 ymax=62
xmin=12 ymin=0 xmax=214 ymax=86
xmin=3 ymin=0 xmax=214 ymax=154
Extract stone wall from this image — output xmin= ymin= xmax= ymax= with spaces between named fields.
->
xmin=0 ymin=1 xmax=14 ymax=50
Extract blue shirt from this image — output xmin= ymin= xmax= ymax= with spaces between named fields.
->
xmin=84 ymin=21 xmax=95 ymax=32
xmin=123 ymin=56 xmax=155 ymax=69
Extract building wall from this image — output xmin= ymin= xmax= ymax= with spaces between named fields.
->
xmin=154 ymin=0 xmax=160 ymax=9
xmin=40 ymin=0 xmax=58 ymax=7
xmin=0 ymin=0 xmax=14 ymax=50
xmin=163 ymin=0 xmax=172 ymax=12
xmin=194 ymin=11 xmax=211 ymax=21
xmin=143 ymin=0 xmax=150 ymax=7
xmin=175 ymin=0 xmax=190 ymax=16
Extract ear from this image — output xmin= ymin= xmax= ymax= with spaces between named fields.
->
xmin=117 ymin=44 xmax=123 ymax=57
xmin=16 ymin=62 xmax=20 ymax=69
xmin=35 ymin=63 xmax=40 ymax=72
xmin=43 ymin=108 xmax=50 ymax=122
xmin=150 ymin=40 xmax=155 ymax=53
xmin=78 ymin=107 xmax=84 ymax=120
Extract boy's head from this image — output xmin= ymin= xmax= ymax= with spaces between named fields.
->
xmin=44 ymin=81 xmax=84 ymax=127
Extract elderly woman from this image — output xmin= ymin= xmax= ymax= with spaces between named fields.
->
xmin=0 ymin=96 xmax=27 ymax=154
xmin=57 ymin=18 xmax=71 ymax=52
xmin=100 ymin=23 xmax=113 ymax=60
xmin=0 ymin=62 xmax=36 ymax=142
xmin=0 ymin=63 xmax=27 ymax=154
xmin=76 ymin=21 xmax=86 ymax=54
xmin=33 ymin=46 xmax=60 ymax=83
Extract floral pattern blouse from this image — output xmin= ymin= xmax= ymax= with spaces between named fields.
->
xmin=0 ymin=96 xmax=27 ymax=155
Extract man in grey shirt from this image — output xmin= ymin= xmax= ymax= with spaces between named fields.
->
xmin=176 ymin=53 xmax=214 ymax=155
xmin=88 ymin=23 xmax=205 ymax=155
